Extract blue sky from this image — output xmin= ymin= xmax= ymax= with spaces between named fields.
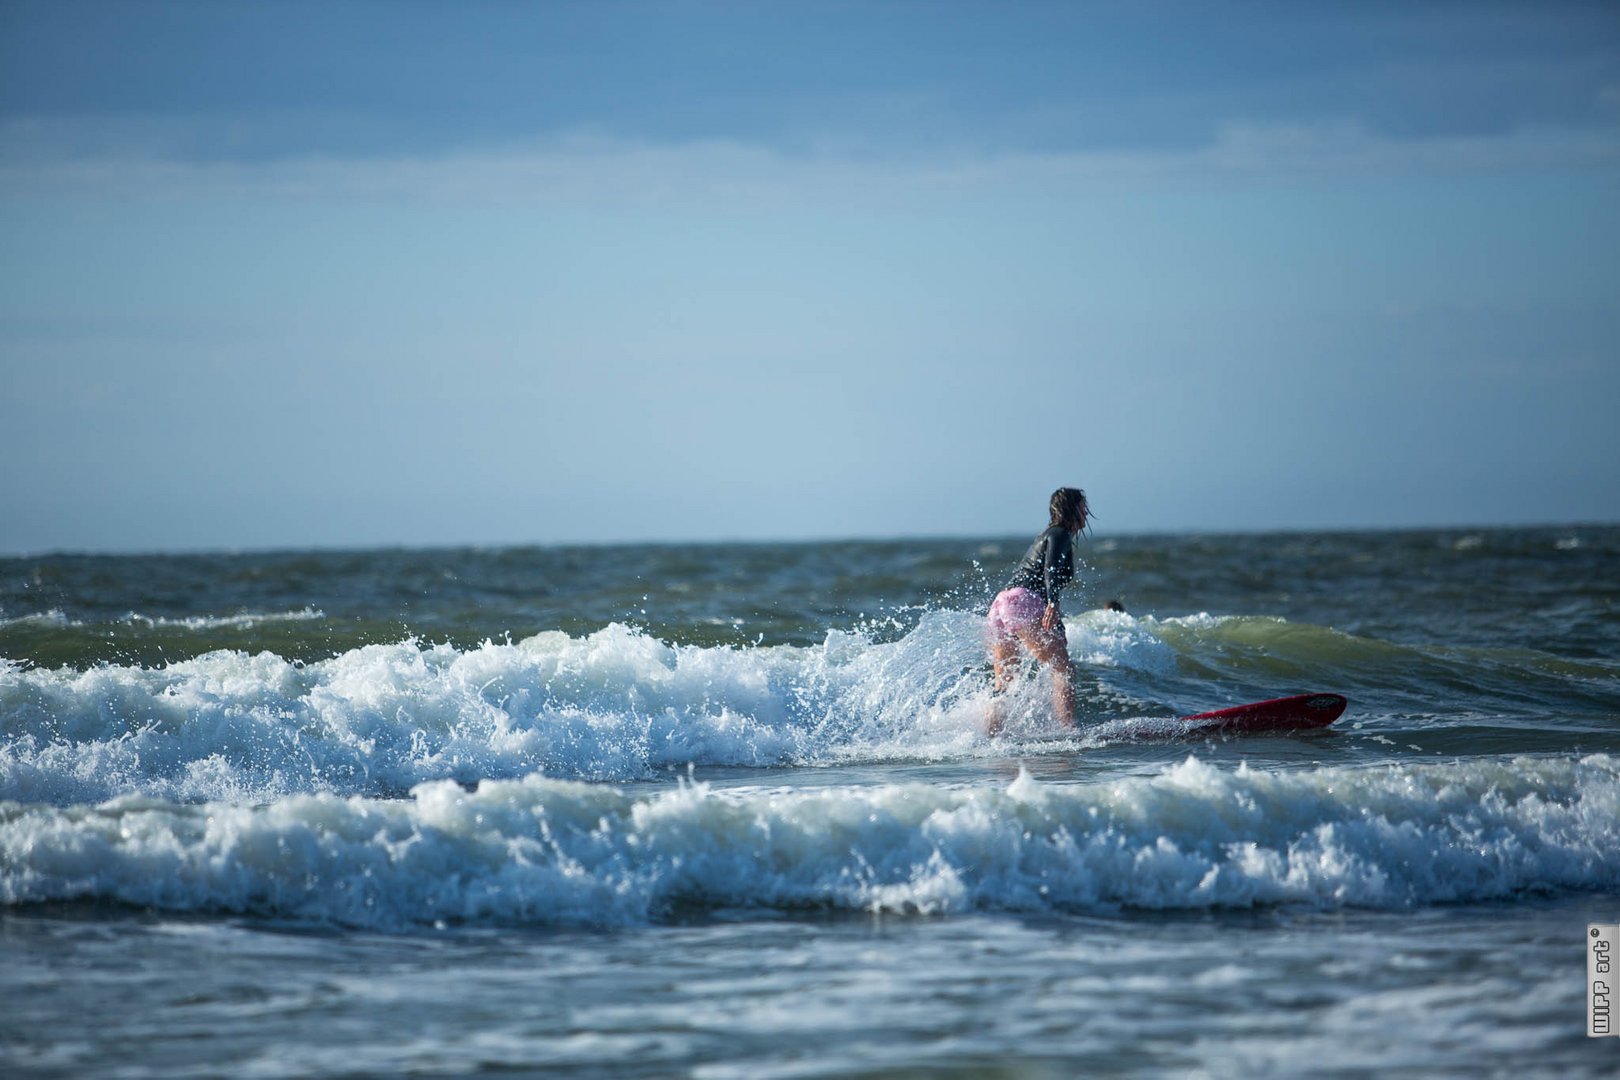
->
xmin=2 ymin=1 xmax=1618 ymax=553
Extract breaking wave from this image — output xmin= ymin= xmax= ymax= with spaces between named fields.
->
xmin=3 ymin=755 xmax=1615 ymax=928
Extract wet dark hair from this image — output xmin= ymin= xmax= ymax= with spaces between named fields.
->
xmin=1048 ymin=487 xmax=1090 ymax=531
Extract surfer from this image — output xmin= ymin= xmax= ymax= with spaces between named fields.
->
xmin=986 ymin=487 xmax=1089 ymax=733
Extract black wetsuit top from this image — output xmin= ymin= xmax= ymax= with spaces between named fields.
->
xmin=1005 ymin=526 xmax=1076 ymax=604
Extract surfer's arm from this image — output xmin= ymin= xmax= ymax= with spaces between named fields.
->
xmin=1040 ymin=601 xmax=1060 ymax=632
xmin=1040 ymin=530 xmax=1074 ymax=627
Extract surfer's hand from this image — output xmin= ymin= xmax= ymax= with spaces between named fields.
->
xmin=1041 ymin=602 xmax=1058 ymax=632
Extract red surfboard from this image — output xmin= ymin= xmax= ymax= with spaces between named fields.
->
xmin=1178 ymin=693 xmax=1347 ymax=734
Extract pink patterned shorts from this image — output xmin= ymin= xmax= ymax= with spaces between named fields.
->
xmin=987 ymin=587 xmax=1063 ymax=644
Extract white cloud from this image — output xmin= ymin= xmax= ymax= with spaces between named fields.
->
xmin=3 ymin=115 xmax=1617 ymax=209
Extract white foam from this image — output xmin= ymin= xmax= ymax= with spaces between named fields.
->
xmin=0 ymin=607 xmax=325 ymax=630
xmin=119 ymin=608 xmax=327 ymax=630
xmin=3 ymin=755 xmax=1614 ymax=928
xmin=0 ymin=609 xmax=71 ymax=630
xmin=3 ymin=615 xmax=1023 ymax=803
xmin=0 ymin=613 xmax=1192 ymax=805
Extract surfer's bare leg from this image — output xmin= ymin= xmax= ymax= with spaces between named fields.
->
xmin=985 ymin=638 xmax=1021 ymax=736
xmin=1020 ymin=628 xmax=1076 ymax=726
xmin=989 ymin=638 xmax=1020 ymax=694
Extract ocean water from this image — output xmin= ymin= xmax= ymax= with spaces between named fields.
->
xmin=2 ymin=527 xmax=1617 ymax=1077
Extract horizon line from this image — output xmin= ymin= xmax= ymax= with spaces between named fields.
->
xmin=5 ymin=518 xmax=1616 ymax=561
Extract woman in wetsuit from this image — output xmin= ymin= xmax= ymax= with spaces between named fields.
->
xmin=986 ymin=487 xmax=1090 ymax=731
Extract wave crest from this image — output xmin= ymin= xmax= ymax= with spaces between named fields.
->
xmin=4 ymin=755 xmax=1615 ymax=927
